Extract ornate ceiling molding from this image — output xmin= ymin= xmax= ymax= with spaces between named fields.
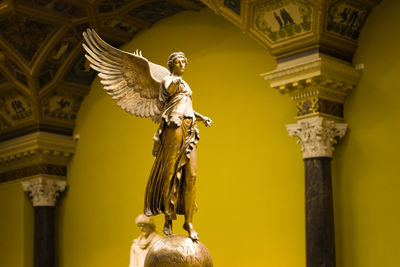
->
xmin=0 ymin=131 xmax=76 ymax=183
xmin=0 ymin=0 xmax=203 ymax=142
xmin=261 ymin=51 xmax=361 ymax=120
xmin=202 ymin=0 xmax=382 ymax=60
xmin=0 ymin=0 xmax=383 ymax=146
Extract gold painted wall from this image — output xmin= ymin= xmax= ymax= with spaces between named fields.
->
xmin=0 ymin=181 xmax=33 ymax=267
xmin=333 ymin=1 xmax=400 ymax=267
xmin=56 ymin=3 xmax=400 ymax=267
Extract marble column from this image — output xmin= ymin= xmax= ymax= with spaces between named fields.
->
xmin=287 ymin=117 xmax=346 ymax=267
xmin=263 ymin=52 xmax=359 ymax=267
xmin=22 ymin=177 xmax=67 ymax=267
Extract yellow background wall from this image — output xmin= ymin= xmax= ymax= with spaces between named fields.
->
xmin=0 ymin=181 xmax=33 ymax=267
xmin=0 ymin=1 xmax=393 ymax=267
xmin=333 ymin=1 xmax=400 ymax=266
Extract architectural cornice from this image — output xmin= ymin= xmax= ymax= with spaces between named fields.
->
xmin=0 ymin=131 xmax=76 ymax=181
xmin=262 ymin=51 xmax=362 ymax=120
xmin=262 ymin=52 xmax=361 ymax=102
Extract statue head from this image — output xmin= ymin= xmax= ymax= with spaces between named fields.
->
xmin=135 ymin=214 xmax=156 ymax=233
xmin=167 ymin=52 xmax=187 ymax=75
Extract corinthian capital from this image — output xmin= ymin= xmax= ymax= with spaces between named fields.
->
xmin=286 ymin=117 xmax=347 ymax=159
xmin=22 ymin=177 xmax=67 ymax=207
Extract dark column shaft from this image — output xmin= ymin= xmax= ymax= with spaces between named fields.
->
xmin=34 ymin=207 xmax=55 ymax=267
xmin=304 ymin=157 xmax=336 ymax=267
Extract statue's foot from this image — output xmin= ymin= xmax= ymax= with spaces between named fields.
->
xmin=183 ymin=223 xmax=199 ymax=242
xmin=163 ymin=220 xmax=173 ymax=236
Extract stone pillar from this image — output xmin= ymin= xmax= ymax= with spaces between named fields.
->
xmin=0 ymin=131 xmax=75 ymax=267
xmin=262 ymin=52 xmax=360 ymax=267
xmin=22 ymin=177 xmax=66 ymax=267
xmin=287 ymin=117 xmax=346 ymax=267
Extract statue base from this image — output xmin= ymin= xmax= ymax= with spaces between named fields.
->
xmin=144 ymin=235 xmax=213 ymax=267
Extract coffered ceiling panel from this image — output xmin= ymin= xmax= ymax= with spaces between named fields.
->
xmin=0 ymin=0 xmax=203 ymax=141
xmin=0 ymin=0 xmax=382 ymax=141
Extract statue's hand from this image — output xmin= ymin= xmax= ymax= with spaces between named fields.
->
xmin=172 ymin=77 xmax=182 ymax=85
xmin=203 ymin=116 xmax=212 ymax=127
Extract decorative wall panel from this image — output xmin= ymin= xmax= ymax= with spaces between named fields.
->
xmin=254 ymin=0 xmax=312 ymax=43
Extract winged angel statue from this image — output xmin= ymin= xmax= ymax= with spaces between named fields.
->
xmin=83 ymin=29 xmax=212 ymax=241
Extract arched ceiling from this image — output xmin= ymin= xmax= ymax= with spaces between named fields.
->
xmin=0 ymin=0 xmax=203 ymax=141
xmin=0 ymin=0 xmax=382 ymax=141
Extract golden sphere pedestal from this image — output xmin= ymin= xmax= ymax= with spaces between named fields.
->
xmin=144 ymin=235 xmax=213 ymax=267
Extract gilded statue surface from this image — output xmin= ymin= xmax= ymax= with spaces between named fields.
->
xmin=83 ymin=29 xmax=212 ymax=241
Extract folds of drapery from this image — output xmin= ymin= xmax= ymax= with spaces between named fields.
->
xmin=144 ymin=118 xmax=199 ymax=220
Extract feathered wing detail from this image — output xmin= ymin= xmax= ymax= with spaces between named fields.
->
xmin=82 ymin=28 xmax=170 ymax=122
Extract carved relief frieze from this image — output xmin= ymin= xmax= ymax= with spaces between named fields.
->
xmin=41 ymin=91 xmax=83 ymax=121
xmin=0 ymin=12 xmax=57 ymax=63
xmin=327 ymin=0 xmax=372 ymax=40
xmin=17 ymin=0 xmax=86 ymax=19
xmin=254 ymin=0 xmax=313 ymax=43
xmin=129 ymin=0 xmax=185 ymax=24
xmin=296 ymin=97 xmax=343 ymax=118
xmin=0 ymin=90 xmax=33 ymax=123
xmin=286 ymin=117 xmax=347 ymax=159
xmin=22 ymin=177 xmax=67 ymax=206
xmin=203 ymin=0 xmax=380 ymax=59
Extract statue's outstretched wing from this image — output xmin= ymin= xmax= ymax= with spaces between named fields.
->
xmin=82 ymin=28 xmax=170 ymax=122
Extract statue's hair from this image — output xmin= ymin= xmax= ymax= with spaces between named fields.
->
xmin=135 ymin=214 xmax=155 ymax=229
xmin=167 ymin=52 xmax=187 ymax=71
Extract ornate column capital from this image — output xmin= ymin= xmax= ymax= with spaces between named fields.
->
xmin=22 ymin=177 xmax=67 ymax=207
xmin=286 ymin=117 xmax=347 ymax=159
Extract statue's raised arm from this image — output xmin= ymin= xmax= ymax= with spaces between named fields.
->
xmin=82 ymin=28 xmax=170 ymax=123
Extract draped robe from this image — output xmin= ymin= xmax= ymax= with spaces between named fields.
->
xmin=144 ymin=76 xmax=199 ymax=220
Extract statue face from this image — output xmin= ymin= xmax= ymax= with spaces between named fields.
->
xmin=172 ymin=57 xmax=186 ymax=76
